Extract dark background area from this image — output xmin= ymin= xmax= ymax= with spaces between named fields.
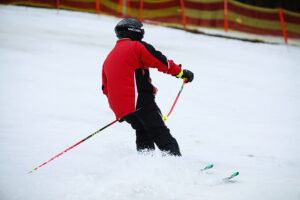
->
xmin=236 ymin=0 xmax=300 ymax=12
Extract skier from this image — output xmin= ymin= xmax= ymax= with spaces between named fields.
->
xmin=102 ymin=18 xmax=194 ymax=156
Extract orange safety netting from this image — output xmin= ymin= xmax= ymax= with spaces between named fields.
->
xmin=1 ymin=0 xmax=300 ymax=43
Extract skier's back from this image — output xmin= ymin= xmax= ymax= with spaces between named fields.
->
xmin=102 ymin=18 xmax=194 ymax=156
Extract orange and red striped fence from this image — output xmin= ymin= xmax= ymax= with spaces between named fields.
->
xmin=1 ymin=0 xmax=299 ymax=44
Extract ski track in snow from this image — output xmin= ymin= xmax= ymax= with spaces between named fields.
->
xmin=1 ymin=5 xmax=300 ymax=200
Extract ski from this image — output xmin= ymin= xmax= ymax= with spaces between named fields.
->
xmin=200 ymin=164 xmax=239 ymax=182
xmin=200 ymin=164 xmax=214 ymax=171
xmin=223 ymin=171 xmax=239 ymax=181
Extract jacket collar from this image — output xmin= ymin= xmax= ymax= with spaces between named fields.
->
xmin=117 ymin=38 xmax=131 ymax=42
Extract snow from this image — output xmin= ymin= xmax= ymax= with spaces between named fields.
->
xmin=1 ymin=5 xmax=300 ymax=200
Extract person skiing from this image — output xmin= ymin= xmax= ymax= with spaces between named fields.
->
xmin=102 ymin=18 xmax=194 ymax=156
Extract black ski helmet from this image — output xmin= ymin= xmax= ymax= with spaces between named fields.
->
xmin=114 ymin=18 xmax=144 ymax=41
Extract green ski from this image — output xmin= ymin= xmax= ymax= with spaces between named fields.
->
xmin=223 ymin=171 xmax=239 ymax=181
xmin=201 ymin=164 xmax=214 ymax=171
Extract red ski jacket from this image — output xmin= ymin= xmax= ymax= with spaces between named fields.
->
xmin=102 ymin=39 xmax=182 ymax=118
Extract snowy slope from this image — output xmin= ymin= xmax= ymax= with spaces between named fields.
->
xmin=1 ymin=5 xmax=300 ymax=200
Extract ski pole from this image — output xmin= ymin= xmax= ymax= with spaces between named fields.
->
xmin=28 ymin=119 xmax=118 ymax=174
xmin=162 ymin=79 xmax=187 ymax=121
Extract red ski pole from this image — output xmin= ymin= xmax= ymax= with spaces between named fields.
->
xmin=28 ymin=119 xmax=118 ymax=174
xmin=163 ymin=79 xmax=187 ymax=121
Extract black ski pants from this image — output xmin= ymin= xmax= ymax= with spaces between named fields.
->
xmin=124 ymin=103 xmax=181 ymax=156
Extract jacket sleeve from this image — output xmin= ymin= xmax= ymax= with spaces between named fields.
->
xmin=138 ymin=41 xmax=182 ymax=76
xmin=102 ymin=67 xmax=108 ymax=96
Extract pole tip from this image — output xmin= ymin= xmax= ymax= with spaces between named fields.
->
xmin=162 ymin=116 xmax=168 ymax=121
